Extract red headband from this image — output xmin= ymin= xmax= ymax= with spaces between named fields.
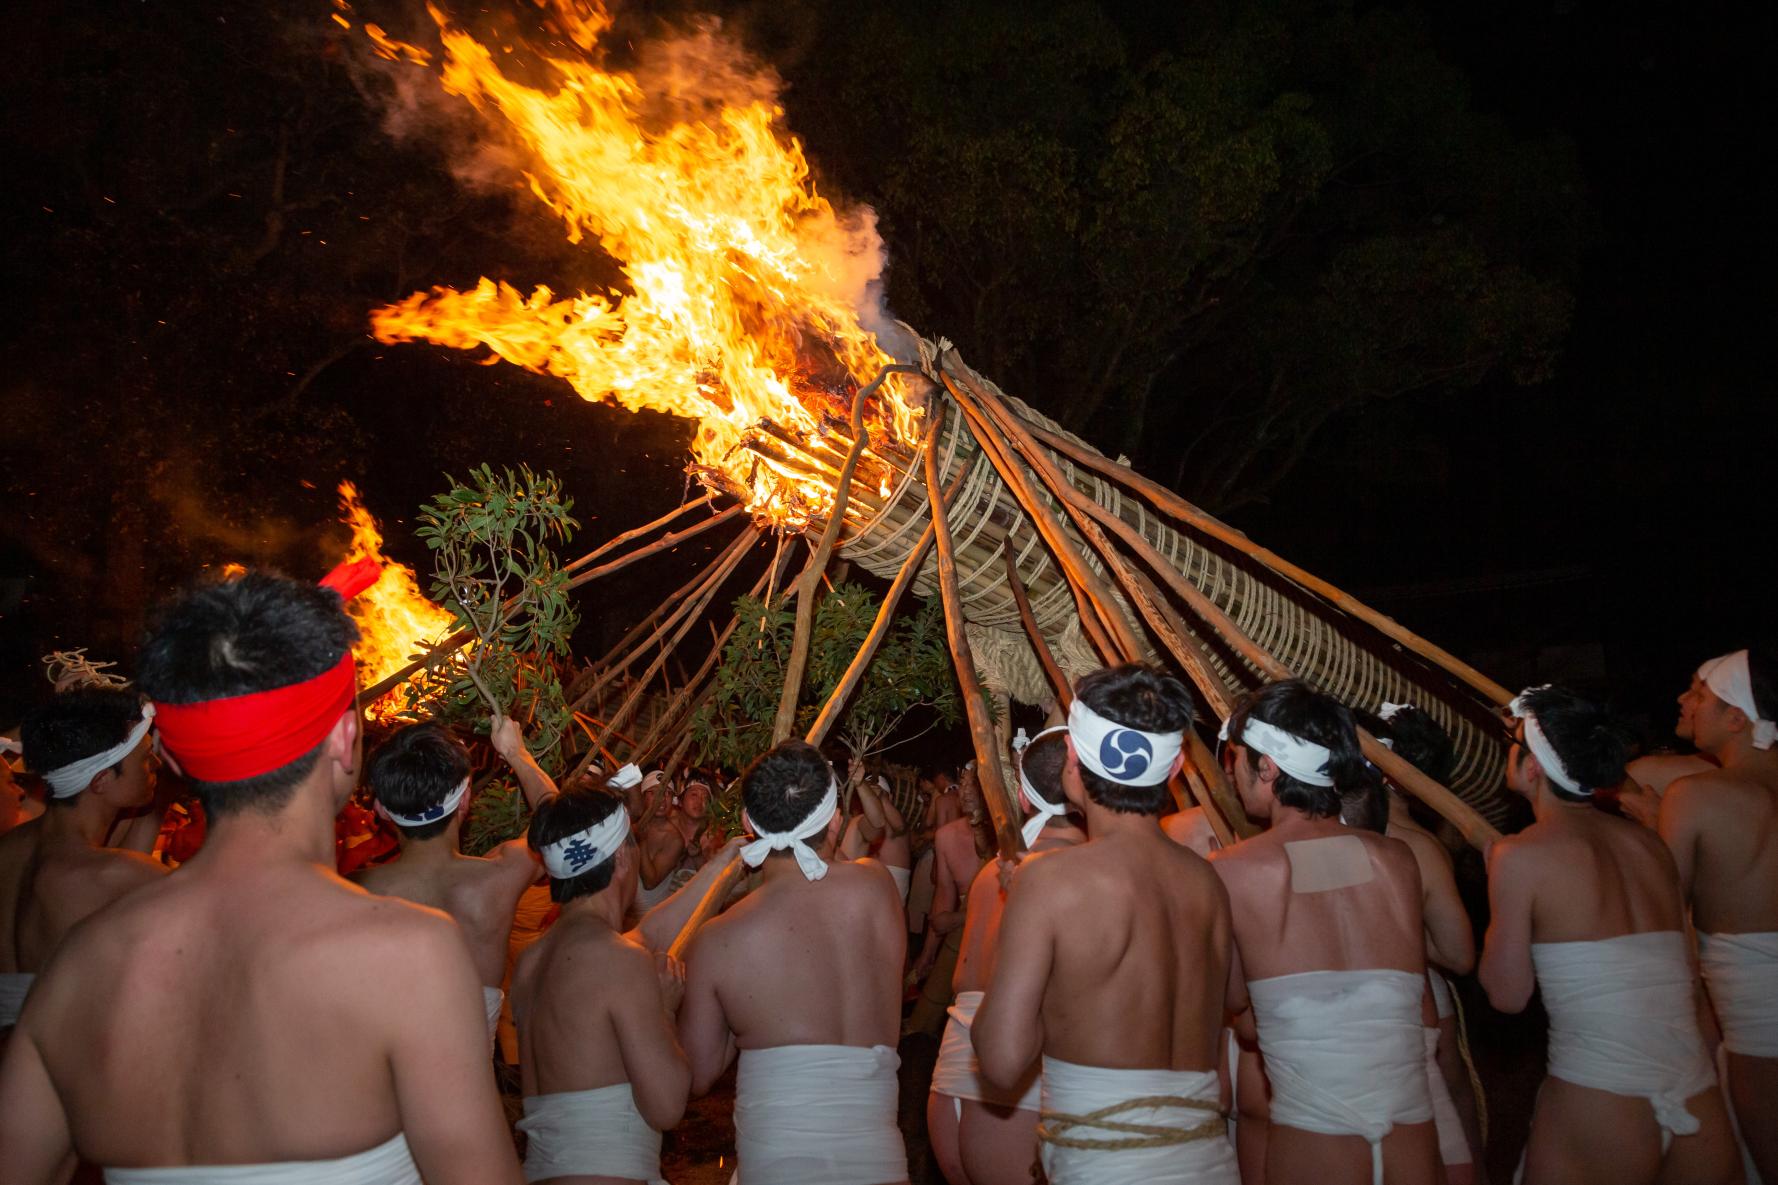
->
xmin=150 ymin=559 xmax=379 ymax=783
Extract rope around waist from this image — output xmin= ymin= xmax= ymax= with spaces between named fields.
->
xmin=1038 ymin=1095 xmax=1226 ymax=1151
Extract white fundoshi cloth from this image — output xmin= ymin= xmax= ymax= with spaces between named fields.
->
xmin=1248 ymin=969 xmax=1432 ymax=1185
xmin=932 ymin=990 xmax=1039 ymax=1111
xmin=481 ymin=986 xmax=504 ymax=1049
xmin=104 ymin=1133 xmax=421 ymax=1185
xmin=1424 ymin=1026 xmax=1471 ymax=1167
xmin=1699 ymin=931 xmax=1778 ymax=1057
xmin=887 ymin=864 xmax=911 ymax=904
xmin=734 ymin=1043 xmax=907 ymax=1185
xmin=1427 ymin=969 xmax=1454 ymax=1021
xmin=1038 ymin=1056 xmax=1238 ymax=1185
xmin=0 ymin=972 xmax=34 ymax=1026
xmin=517 ymin=1083 xmax=666 ymax=1184
xmin=1532 ymin=931 xmax=1716 ymax=1145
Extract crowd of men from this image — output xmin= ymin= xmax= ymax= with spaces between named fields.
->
xmin=0 ymin=564 xmax=1772 ymax=1185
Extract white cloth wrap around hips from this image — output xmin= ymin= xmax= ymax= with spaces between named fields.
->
xmin=1067 ymin=700 xmax=1182 ymax=787
xmin=1018 ymin=724 xmax=1071 ymax=848
xmin=1218 ymin=714 xmax=1334 ymax=787
xmin=375 ymin=776 xmax=468 ymax=829
xmin=1699 ymin=650 xmax=1777 ymax=749
xmin=741 ymin=775 xmax=838 ymax=882
xmin=41 ymin=703 xmax=155 ymax=799
xmin=1509 ymin=687 xmax=1587 ymax=796
xmin=102 ymin=1133 xmax=422 ymax=1185
xmin=538 ymin=805 xmax=631 ymax=879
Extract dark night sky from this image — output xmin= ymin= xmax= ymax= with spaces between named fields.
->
xmin=1 ymin=0 xmax=1772 ymax=743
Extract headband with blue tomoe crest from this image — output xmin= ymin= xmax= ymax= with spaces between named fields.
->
xmin=1218 ymin=714 xmax=1335 ymax=787
xmin=375 ymin=776 xmax=469 ymax=829
xmin=539 ymin=804 xmax=632 ymax=879
xmin=1017 ymin=724 xmax=1071 ymax=846
xmin=1067 ymin=700 xmax=1184 ymax=788
xmin=1508 ymin=686 xmax=1588 ymax=798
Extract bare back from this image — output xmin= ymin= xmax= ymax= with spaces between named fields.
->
xmin=1013 ymin=830 xmax=1232 ymax=1070
xmin=11 ymin=859 xmax=505 ymax=1173
xmin=687 ymin=858 xmax=904 ymax=1051
xmin=0 ymin=819 xmax=165 ymax=974
xmin=1213 ymin=821 xmax=1427 ymax=983
xmin=1514 ymin=807 xmax=1687 ymax=943
xmin=953 ymin=828 xmax=1082 ymax=995
xmin=1661 ymin=767 xmax=1778 ymax=934
xmin=354 ymin=839 xmax=538 ymax=985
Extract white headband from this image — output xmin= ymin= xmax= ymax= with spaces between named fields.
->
xmin=1509 ymin=688 xmax=1588 ymax=797
xmin=376 ymin=777 xmax=469 ymax=829
xmin=1379 ymin=702 xmax=1412 ymax=721
xmin=1699 ymin=651 xmax=1776 ymax=750
xmin=741 ymin=775 xmax=838 ymax=882
xmin=1067 ymin=700 xmax=1183 ymax=787
xmin=607 ymin=762 xmax=644 ymax=790
xmin=41 ymin=703 xmax=155 ymax=799
xmin=539 ymin=804 xmax=632 ymax=879
xmin=1218 ymin=714 xmax=1335 ymax=787
xmin=1017 ymin=725 xmax=1070 ymax=847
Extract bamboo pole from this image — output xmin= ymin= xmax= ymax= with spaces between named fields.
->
xmin=567 ymin=504 xmax=745 ymax=590
xmin=968 ymin=382 xmax=1499 ymax=846
xmin=1003 ymin=539 xmax=1073 ymax=710
xmin=771 ymin=365 xmax=926 ymax=744
xmin=667 ymin=861 xmax=745 ymax=961
xmin=805 ymin=457 xmax=964 ymax=748
xmin=923 ymin=401 xmax=1023 ymax=860
xmin=954 ymin=371 xmax=1252 ymax=839
xmin=563 ymin=492 xmax=717 ymax=574
xmin=1022 ymin=421 xmax=1513 ymax=707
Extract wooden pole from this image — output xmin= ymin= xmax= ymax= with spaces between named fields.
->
xmin=1003 ymin=539 xmax=1073 ymax=710
xmin=1022 ymin=420 xmax=1513 ymax=707
xmin=805 ymin=455 xmax=963 ymax=748
xmin=771 ymin=364 xmax=927 ymax=744
xmin=923 ymin=401 xmax=1023 ymax=859
xmin=567 ymin=504 xmax=744 ymax=591
xmin=667 ymin=861 xmax=745 ymax=961
xmin=563 ymin=492 xmax=717 ymax=574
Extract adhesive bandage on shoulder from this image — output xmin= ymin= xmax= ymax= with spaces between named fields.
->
xmin=1285 ymin=835 xmax=1374 ymax=893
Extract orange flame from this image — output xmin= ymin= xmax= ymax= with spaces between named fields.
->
xmin=337 ymin=481 xmax=457 ymax=718
xmin=367 ymin=2 xmax=920 ymax=526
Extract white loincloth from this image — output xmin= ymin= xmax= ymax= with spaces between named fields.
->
xmin=734 ymin=1043 xmax=907 ymax=1185
xmin=0 ymin=971 xmax=34 ymax=1026
xmin=1699 ymin=931 xmax=1778 ymax=1057
xmin=933 ymin=990 xmax=1039 ymax=1111
xmin=517 ymin=1083 xmax=666 ymax=1184
xmin=887 ymin=864 xmax=911 ymax=904
xmin=481 ymin=985 xmax=504 ymax=1050
xmin=1427 ymin=968 xmax=1454 ymax=1021
xmin=1038 ymin=1056 xmax=1238 ymax=1185
xmin=1532 ymin=931 xmax=1715 ymax=1147
xmin=104 ymin=1133 xmax=421 ymax=1185
xmin=1424 ymin=1026 xmax=1471 ymax=1167
xmin=1248 ymin=969 xmax=1432 ymax=1185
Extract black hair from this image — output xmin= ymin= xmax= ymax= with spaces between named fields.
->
xmin=1515 ymin=684 xmax=1632 ymax=798
xmin=21 ymin=687 xmax=144 ymax=803
xmin=365 ymin=723 xmax=470 ymax=841
xmin=742 ymin=740 xmax=834 ymax=838
xmin=1226 ymin=680 xmax=1368 ymax=820
xmin=527 ymin=787 xmax=627 ymax=903
xmin=1072 ymin=664 xmax=1195 ymax=815
xmin=1019 ymin=730 xmax=1070 ymax=806
xmin=1746 ymin=650 xmax=1778 ymax=726
xmin=137 ymin=570 xmax=358 ymax=818
xmin=1370 ymin=705 xmax=1457 ymax=785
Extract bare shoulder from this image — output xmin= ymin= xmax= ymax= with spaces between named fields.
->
xmin=1208 ymin=829 xmax=1285 ymax=877
xmin=1362 ymin=829 xmax=1422 ymax=877
xmin=1667 ymin=767 xmax=1774 ymax=819
xmin=0 ymin=818 xmax=40 ymax=868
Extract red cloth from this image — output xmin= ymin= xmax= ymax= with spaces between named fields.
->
xmin=318 ymin=557 xmax=383 ymax=602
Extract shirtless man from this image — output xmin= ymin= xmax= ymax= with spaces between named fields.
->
xmin=0 ymin=687 xmax=167 ymax=1030
xmin=973 ymin=665 xmax=1239 ymax=1185
xmin=354 ymin=716 xmax=557 ymax=1045
xmin=511 ymin=785 xmax=744 ymax=1184
xmin=1370 ymin=703 xmax=1481 ymax=1183
xmin=927 ymin=766 xmax=964 ymax=829
xmin=839 ymin=772 xmax=913 ymax=903
xmin=679 ymin=739 xmax=908 ymax=1185
xmin=929 ymin=725 xmax=1085 ymax=1185
xmin=1658 ymin=649 xmax=1778 ymax=1182
xmin=1212 ymin=680 xmax=1437 ymax=1185
xmin=0 ymin=570 xmax=521 ymax=1185
xmin=908 ymin=766 xmax=993 ymax=1035
xmin=1163 ymin=804 xmax=1223 ymax=857
xmin=1481 ymin=683 xmax=1738 ymax=1185
xmin=633 ymin=777 xmax=709 ymax=921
